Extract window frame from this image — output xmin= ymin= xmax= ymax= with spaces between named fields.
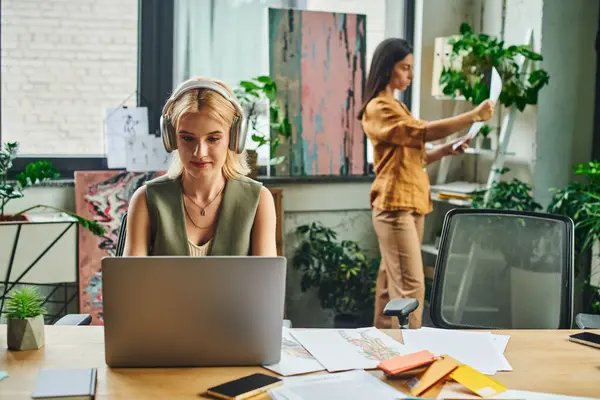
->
xmin=2 ymin=0 xmax=414 ymax=179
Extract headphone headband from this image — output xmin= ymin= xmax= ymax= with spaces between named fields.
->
xmin=160 ymin=78 xmax=248 ymax=154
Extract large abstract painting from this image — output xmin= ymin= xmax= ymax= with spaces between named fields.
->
xmin=75 ymin=170 xmax=161 ymax=325
xmin=269 ymin=8 xmax=366 ymax=176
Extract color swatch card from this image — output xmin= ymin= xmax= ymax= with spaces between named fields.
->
xmin=290 ymin=327 xmax=407 ymax=372
xmin=263 ymin=327 xmax=326 ymax=376
xmin=450 ymin=364 xmax=507 ymax=398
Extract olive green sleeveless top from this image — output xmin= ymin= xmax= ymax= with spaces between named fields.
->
xmin=145 ymin=174 xmax=263 ymax=256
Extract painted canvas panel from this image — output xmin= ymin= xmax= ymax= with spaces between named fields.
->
xmin=75 ymin=170 xmax=161 ymax=325
xmin=269 ymin=8 xmax=366 ymax=176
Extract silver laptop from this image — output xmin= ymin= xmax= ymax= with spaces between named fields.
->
xmin=101 ymin=256 xmax=286 ymax=368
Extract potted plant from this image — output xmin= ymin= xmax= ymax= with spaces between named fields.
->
xmin=439 ymin=22 xmax=550 ymax=148
xmin=470 ymin=170 xmax=563 ymax=327
xmin=233 ymin=76 xmax=292 ymax=177
xmin=547 ymin=161 xmax=600 ymax=315
xmin=6 ymin=286 xmax=47 ymax=351
xmin=0 ymin=141 xmax=105 ymax=234
xmin=291 ymin=221 xmax=378 ymax=328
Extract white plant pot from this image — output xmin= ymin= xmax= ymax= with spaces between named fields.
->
xmin=7 ymin=315 xmax=45 ymax=351
xmin=510 ymin=267 xmax=561 ymax=328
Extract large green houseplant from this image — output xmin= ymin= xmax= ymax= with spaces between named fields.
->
xmin=0 ymin=141 xmax=105 ymax=235
xmin=547 ymin=161 xmax=600 ymax=314
xmin=292 ymin=222 xmax=378 ymax=328
xmin=439 ymin=22 xmax=550 ymax=140
xmin=234 ymin=76 xmax=292 ymax=174
xmin=6 ymin=286 xmax=47 ymax=351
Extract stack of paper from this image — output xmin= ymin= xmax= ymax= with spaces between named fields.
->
xmin=288 ymin=327 xmax=408 ymax=372
xmin=268 ymin=370 xmax=405 ymax=400
xmin=263 ymin=328 xmax=326 ymax=376
xmin=401 ymin=327 xmax=511 ymax=375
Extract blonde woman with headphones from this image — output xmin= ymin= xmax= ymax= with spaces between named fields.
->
xmin=123 ymin=77 xmax=277 ymax=257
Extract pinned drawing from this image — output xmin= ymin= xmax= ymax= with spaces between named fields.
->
xmin=126 ymin=134 xmax=171 ymax=172
xmin=104 ymin=107 xmax=150 ymax=169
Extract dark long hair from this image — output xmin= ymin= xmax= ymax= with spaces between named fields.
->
xmin=357 ymin=38 xmax=413 ymax=120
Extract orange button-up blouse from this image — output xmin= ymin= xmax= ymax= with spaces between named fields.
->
xmin=361 ymin=93 xmax=432 ymax=215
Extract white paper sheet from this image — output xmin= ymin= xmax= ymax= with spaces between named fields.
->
xmin=416 ymin=327 xmax=512 ymax=371
xmin=104 ymin=107 xmax=149 ymax=168
xmin=402 ymin=328 xmax=505 ymax=375
xmin=453 ymin=66 xmax=502 ymax=150
xmin=289 ymin=327 xmax=407 ymax=373
xmin=125 ymin=134 xmax=171 ymax=172
xmin=268 ymin=369 xmax=407 ymax=400
xmin=438 ymin=381 xmax=599 ymax=400
xmin=263 ymin=327 xmax=326 ymax=376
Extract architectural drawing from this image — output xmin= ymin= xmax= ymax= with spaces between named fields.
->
xmin=338 ymin=330 xmax=402 ymax=361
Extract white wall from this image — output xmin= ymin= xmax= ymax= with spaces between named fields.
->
xmin=0 ymin=0 xmax=138 ymax=156
xmin=534 ymin=0 xmax=598 ymax=206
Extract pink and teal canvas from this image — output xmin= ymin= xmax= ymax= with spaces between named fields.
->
xmin=269 ymin=8 xmax=366 ymax=176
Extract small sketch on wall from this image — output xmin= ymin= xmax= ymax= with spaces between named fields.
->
xmin=104 ymin=107 xmax=149 ymax=169
xmin=126 ymin=134 xmax=171 ymax=172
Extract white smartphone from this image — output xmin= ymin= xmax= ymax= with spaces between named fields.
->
xmin=568 ymin=332 xmax=600 ymax=349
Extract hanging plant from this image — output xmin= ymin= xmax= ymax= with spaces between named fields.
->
xmin=440 ymin=22 xmax=550 ymax=111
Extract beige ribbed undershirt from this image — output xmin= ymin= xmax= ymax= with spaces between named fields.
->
xmin=187 ymin=239 xmax=212 ymax=256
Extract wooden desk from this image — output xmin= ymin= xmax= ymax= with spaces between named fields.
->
xmin=0 ymin=326 xmax=598 ymax=399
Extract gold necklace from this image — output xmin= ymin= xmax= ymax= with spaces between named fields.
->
xmin=183 ymin=183 xmax=226 ymax=216
xmin=183 ymin=198 xmax=215 ymax=230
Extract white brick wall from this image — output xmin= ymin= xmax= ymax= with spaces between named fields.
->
xmin=1 ymin=0 xmax=138 ymax=155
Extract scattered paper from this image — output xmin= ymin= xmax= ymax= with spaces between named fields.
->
xmin=125 ymin=134 xmax=171 ymax=172
xmin=489 ymin=67 xmax=502 ymax=104
xmin=263 ymin=327 xmax=326 ymax=376
xmin=438 ymin=381 xmax=599 ymax=400
xmin=268 ymin=369 xmax=406 ymax=400
xmin=453 ymin=66 xmax=502 ymax=150
xmin=104 ymin=107 xmax=150 ymax=169
xmin=490 ymin=333 xmax=512 ymax=371
xmin=290 ymin=327 xmax=407 ymax=373
xmin=402 ymin=328 xmax=505 ymax=375
xmin=0 ymin=370 xmax=7 ymax=381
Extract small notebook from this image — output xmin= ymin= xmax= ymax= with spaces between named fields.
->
xmin=31 ymin=368 xmax=97 ymax=399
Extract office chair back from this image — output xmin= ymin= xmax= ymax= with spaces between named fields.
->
xmin=430 ymin=209 xmax=574 ymax=329
xmin=115 ymin=212 xmax=128 ymax=257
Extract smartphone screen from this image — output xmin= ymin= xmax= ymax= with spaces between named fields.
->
xmin=206 ymin=373 xmax=282 ymax=399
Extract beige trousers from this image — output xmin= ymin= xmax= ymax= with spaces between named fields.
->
xmin=372 ymin=208 xmax=425 ymax=329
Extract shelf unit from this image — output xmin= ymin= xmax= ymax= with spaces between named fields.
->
xmin=421 ymin=29 xmax=537 ymax=259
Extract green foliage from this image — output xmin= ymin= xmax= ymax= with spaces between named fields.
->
xmin=440 ymin=22 xmax=550 ymax=111
xmin=0 ymin=141 xmax=106 ymax=236
xmin=16 ymin=160 xmax=60 ymax=188
xmin=0 ymin=142 xmax=23 ymax=216
xmin=6 ymin=286 xmax=47 ymax=320
xmin=472 ymin=168 xmax=542 ymax=212
xmin=292 ymin=222 xmax=378 ymax=322
xmin=234 ymin=76 xmax=292 ymax=165
xmin=547 ymin=161 xmax=600 ymax=272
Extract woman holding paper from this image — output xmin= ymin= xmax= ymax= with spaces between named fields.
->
xmin=358 ymin=38 xmax=494 ymax=329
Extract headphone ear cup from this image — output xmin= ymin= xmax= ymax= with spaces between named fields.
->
xmin=235 ymin=115 xmax=248 ymax=154
xmin=160 ymin=115 xmax=176 ymax=153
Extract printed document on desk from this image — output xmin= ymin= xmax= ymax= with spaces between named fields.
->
xmin=263 ymin=327 xmax=326 ymax=376
xmin=290 ymin=327 xmax=407 ymax=372
xmin=268 ymin=369 xmax=407 ymax=400
xmin=453 ymin=66 xmax=502 ymax=150
xmin=401 ymin=327 xmax=506 ymax=375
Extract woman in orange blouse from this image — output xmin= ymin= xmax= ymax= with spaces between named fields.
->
xmin=358 ymin=38 xmax=494 ymax=329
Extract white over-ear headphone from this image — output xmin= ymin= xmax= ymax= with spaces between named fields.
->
xmin=159 ymin=79 xmax=248 ymax=154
